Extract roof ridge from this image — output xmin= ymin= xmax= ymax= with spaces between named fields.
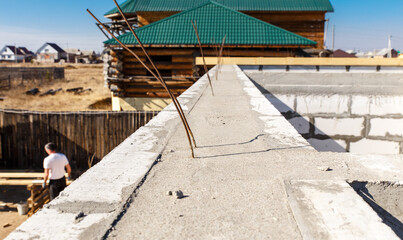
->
xmin=130 ymin=1 xmax=315 ymax=44
xmin=105 ymin=0 xmax=333 ymax=16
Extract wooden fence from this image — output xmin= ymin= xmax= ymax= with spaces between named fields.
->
xmin=0 ymin=109 xmax=159 ymax=170
xmin=0 ymin=76 xmax=11 ymax=90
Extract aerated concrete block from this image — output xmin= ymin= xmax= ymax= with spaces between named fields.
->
xmin=314 ymin=117 xmax=364 ymax=136
xmin=369 ymin=96 xmax=403 ymax=116
xmin=307 ymin=138 xmax=347 ymax=152
xmin=351 ymin=96 xmax=370 ymax=115
xmin=264 ymin=94 xmax=295 ymax=113
xmin=350 ymin=139 xmax=400 ymax=154
xmin=318 ymin=66 xmax=347 ymax=73
xmin=352 ymin=96 xmax=403 ymax=116
xmin=288 ymin=65 xmax=317 ymax=72
xmin=296 ymin=95 xmax=349 ymax=115
xmin=369 ymin=118 xmax=403 ymax=137
xmin=380 ymin=67 xmax=403 ymax=73
xmin=349 ymin=66 xmax=377 ymax=72
xmin=262 ymin=66 xmax=287 ymax=72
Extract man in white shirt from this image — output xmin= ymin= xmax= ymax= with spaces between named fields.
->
xmin=43 ymin=142 xmax=72 ymax=200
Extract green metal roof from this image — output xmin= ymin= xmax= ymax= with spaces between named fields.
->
xmin=105 ymin=0 xmax=333 ymax=16
xmin=105 ymin=1 xmax=317 ymax=47
xmin=105 ymin=0 xmax=138 ymax=16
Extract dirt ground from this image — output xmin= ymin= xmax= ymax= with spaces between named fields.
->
xmin=0 ymin=63 xmax=111 ymax=111
xmin=0 ymin=63 xmax=111 ymax=238
xmin=0 ymin=186 xmax=30 ymax=239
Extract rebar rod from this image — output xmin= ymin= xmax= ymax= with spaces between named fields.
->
xmin=191 ymin=20 xmax=214 ymax=96
xmin=112 ymin=0 xmax=197 ymax=148
xmin=218 ymin=35 xmax=226 ymax=74
xmin=211 ymin=38 xmax=219 ymax=81
xmin=87 ymin=9 xmax=195 ymax=158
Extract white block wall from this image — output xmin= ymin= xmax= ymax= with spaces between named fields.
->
xmin=352 ymin=96 xmax=403 ymax=116
xmin=369 ymin=118 xmax=403 ymax=137
xmin=350 ymin=139 xmax=400 ymax=154
xmin=296 ymin=95 xmax=349 ymax=115
xmin=264 ymin=93 xmax=403 ymax=154
xmin=314 ymin=117 xmax=364 ymax=136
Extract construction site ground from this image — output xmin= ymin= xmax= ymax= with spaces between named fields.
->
xmin=0 ymin=186 xmax=29 ymax=239
xmin=0 ymin=63 xmax=111 ymax=111
xmin=0 ymin=63 xmax=109 ymax=238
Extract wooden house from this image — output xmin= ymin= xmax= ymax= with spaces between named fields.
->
xmin=36 ymin=43 xmax=67 ymax=63
xmin=105 ymin=0 xmax=333 ymax=49
xmin=102 ymin=0 xmax=333 ymax=110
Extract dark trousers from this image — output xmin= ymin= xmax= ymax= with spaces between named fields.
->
xmin=49 ymin=176 xmax=66 ymax=200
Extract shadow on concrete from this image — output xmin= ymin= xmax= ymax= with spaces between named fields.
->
xmin=196 ymin=145 xmax=310 ymax=159
xmin=248 ymin=78 xmax=346 ymax=153
xmin=349 ymin=181 xmax=403 ymax=238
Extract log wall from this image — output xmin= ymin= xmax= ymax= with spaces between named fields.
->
xmin=105 ymin=47 xmax=297 ymax=98
xmin=0 ymin=109 xmax=158 ymax=170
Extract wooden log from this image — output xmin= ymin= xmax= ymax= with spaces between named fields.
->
xmin=0 ymin=172 xmax=43 ymax=179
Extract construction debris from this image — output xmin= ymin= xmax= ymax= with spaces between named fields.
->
xmin=66 ymin=87 xmax=83 ymax=92
xmin=39 ymin=88 xmax=62 ymax=97
xmin=26 ymin=88 xmax=39 ymax=95
xmin=75 ymin=88 xmax=92 ymax=95
xmin=174 ymin=190 xmax=184 ymax=199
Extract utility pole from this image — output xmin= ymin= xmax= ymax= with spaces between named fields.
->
xmin=332 ymin=25 xmax=335 ymax=51
xmin=14 ymin=43 xmax=18 ymax=63
xmin=388 ymin=35 xmax=392 ymax=58
xmin=324 ymin=19 xmax=329 ymax=48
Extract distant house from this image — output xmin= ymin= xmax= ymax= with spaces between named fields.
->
xmin=332 ymin=49 xmax=357 ymax=58
xmin=36 ymin=43 xmax=67 ymax=63
xmin=374 ymin=48 xmax=399 ymax=58
xmin=0 ymin=45 xmax=34 ymax=62
xmin=65 ymin=48 xmax=97 ymax=63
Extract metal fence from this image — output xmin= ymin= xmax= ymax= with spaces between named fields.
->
xmin=0 ymin=109 xmax=159 ymax=170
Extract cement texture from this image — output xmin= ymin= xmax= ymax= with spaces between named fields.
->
xmin=106 ymin=66 xmax=403 ymax=239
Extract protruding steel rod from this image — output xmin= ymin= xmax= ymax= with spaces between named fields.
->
xmin=112 ymin=0 xmax=197 ymax=148
xmin=191 ymin=20 xmax=214 ymax=96
xmin=218 ymin=35 xmax=226 ymax=74
xmin=211 ymin=38 xmax=220 ymax=81
xmin=87 ymin=9 xmax=195 ymax=158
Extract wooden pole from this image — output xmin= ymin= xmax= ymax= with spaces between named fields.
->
xmin=87 ymin=9 xmax=195 ymax=158
xmin=112 ymin=0 xmax=197 ymax=148
xmin=191 ymin=20 xmax=214 ymax=96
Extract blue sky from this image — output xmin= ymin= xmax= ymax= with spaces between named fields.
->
xmin=0 ymin=0 xmax=402 ymax=53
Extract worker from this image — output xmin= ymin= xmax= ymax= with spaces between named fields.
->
xmin=42 ymin=142 xmax=72 ymax=200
